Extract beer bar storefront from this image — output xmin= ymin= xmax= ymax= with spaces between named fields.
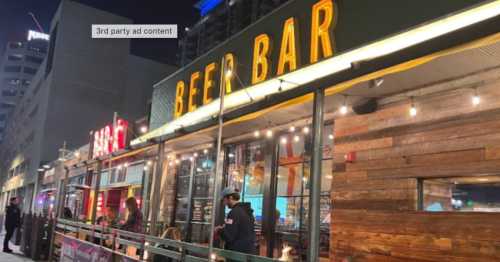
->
xmin=128 ymin=0 xmax=500 ymax=261
xmin=51 ymin=0 xmax=500 ymax=261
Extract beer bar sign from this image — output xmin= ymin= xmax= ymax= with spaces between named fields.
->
xmin=92 ymin=119 xmax=128 ymax=158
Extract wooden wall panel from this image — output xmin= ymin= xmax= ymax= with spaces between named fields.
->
xmin=330 ymin=81 xmax=500 ymax=261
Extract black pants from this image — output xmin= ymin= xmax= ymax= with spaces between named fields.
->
xmin=3 ymin=227 xmax=15 ymax=250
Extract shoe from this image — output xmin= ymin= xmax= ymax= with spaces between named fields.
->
xmin=3 ymin=248 xmax=12 ymax=253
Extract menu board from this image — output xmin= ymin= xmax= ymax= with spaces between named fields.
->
xmin=192 ymin=199 xmax=212 ymax=222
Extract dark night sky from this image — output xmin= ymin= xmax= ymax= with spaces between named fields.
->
xmin=0 ymin=0 xmax=200 ymax=65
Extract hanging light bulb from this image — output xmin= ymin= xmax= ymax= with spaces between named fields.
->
xmin=328 ymin=134 xmax=334 ymax=140
xmin=193 ymin=152 xmax=199 ymax=157
xmin=302 ymin=126 xmax=310 ymax=134
xmin=409 ymin=97 xmax=417 ymax=117
xmin=293 ymin=135 xmax=300 ymax=142
xmin=254 ymin=130 xmax=260 ymax=138
xmin=266 ymin=130 xmax=273 ymax=138
xmin=203 ymin=149 xmax=209 ymax=154
xmin=289 ymin=126 xmax=296 ymax=132
xmin=339 ymin=95 xmax=348 ymax=115
xmin=472 ymin=88 xmax=480 ymax=106
xmin=280 ymin=137 xmax=288 ymax=144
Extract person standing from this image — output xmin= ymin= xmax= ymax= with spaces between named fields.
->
xmin=215 ymin=187 xmax=256 ymax=257
xmin=3 ymin=197 xmax=21 ymax=253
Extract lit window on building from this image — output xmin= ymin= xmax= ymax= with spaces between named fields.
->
xmin=421 ymin=176 xmax=500 ymax=212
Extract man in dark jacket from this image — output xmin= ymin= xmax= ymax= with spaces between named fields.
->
xmin=215 ymin=187 xmax=256 ymax=257
xmin=4 ymin=197 xmax=21 ymax=253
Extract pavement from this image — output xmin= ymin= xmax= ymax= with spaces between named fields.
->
xmin=0 ymin=232 xmax=34 ymax=262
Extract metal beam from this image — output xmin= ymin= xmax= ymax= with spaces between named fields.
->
xmin=150 ymin=143 xmax=165 ymax=236
xmin=307 ymin=87 xmax=325 ymax=262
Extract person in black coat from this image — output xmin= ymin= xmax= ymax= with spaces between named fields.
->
xmin=4 ymin=197 xmax=21 ymax=253
xmin=215 ymin=187 xmax=256 ymax=258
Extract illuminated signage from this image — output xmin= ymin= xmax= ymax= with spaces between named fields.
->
xmin=92 ymin=119 xmax=128 ymax=158
xmin=135 ymin=0 xmax=499 ymax=145
xmin=27 ymin=30 xmax=50 ymax=41
xmin=174 ymin=0 xmax=334 ymax=119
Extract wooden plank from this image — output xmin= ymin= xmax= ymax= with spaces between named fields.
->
xmin=368 ymin=159 xmax=500 ymax=179
xmin=336 ymin=133 xmax=500 ymax=163
xmin=334 ymin=137 xmax=393 ymax=154
xmin=344 ymin=149 xmax=483 ymax=171
xmin=485 ymin=146 xmax=500 ymax=160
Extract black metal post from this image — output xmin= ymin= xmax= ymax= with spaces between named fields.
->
xmin=150 ymin=143 xmax=165 ymax=236
xmin=263 ymin=138 xmax=279 ymax=257
xmin=307 ymin=88 xmax=325 ymax=262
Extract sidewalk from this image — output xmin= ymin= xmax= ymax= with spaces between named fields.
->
xmin=0 ymin=232 xmax=34 ymax=262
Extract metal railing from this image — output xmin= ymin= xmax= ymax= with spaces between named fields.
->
xmin=54 ymin=218 xmax=281 ymax=262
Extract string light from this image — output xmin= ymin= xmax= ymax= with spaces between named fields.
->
xmin=147 ymin=160 xmax=153 ymax=166
xmin=143 ymin=166 xmax=149 ymax=171
xmin=409 ymin=97 xmax=417 ymax=117
xmin=339 ymin=95 xmax=348 ymax=115
xmin=302 ymin=126 xmax=310 ymax=134
xmin=281 ymin=137 xmax=288 ymax=144
xmin=328 ymin=134 xmax=334 ymax=140
xmin=472 ymin=88 xmax=480 ymax=106
xmin=175 ymin=159 xmax=180 ymax=165
xmin=254 ymin=130 xmax=260 ymax=138
xmin=203 ymin=149 xmax=209 ymax=154
xmin=140 ymin=125 xmax=148 ymax=134
xmin=266 ymin=130 xmax=273 ymax=138
xmin=293 ymin=135 xmax=300 ymax=142
xmin=193 ymin=152 xmax=199 ymax=157
xmin=225 ymin=69 xmax=233 ymax=78
xmin=289 ymin=126 xmax=296 ymax=132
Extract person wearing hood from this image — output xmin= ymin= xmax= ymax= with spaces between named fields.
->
xmin=215 ymin=187 xmax=256 ymax=257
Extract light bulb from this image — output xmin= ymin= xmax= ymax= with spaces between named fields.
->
xmin=472 ymin=95 xmax=480 ymax=106
xmin=409 ymin=106 xmax=417 ymax=117
xmin=266 ymin=130 xmax=273 ymax=138
xmin=293 ymin=135 xmax=300 ymax=142
xmin=289 ymin=126 xmax=296 ymax=132
xmin=140 ymin=126 xmax=148 ymax=134
xmin=339 ymin=105 xmax=348 ymax=115
xmin=253 ymin=130 xmax=260 ymax=138
xmin=302 ymin=127 xmax=310 ymax=134
xmin=328 ymin=134 xmax=334 ymax=140
xmin=193 ymin=152 xmax=198 ymax=157
xmin=203 ymin=149 xmax=209 ymax=154
xmin=281 ymin=137 xmax=287 ymax=144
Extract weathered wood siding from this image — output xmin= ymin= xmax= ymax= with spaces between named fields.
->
xmin=331 ymin=82 xmax=500 ymax=261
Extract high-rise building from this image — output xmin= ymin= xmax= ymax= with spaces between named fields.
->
xmin=179 ymin=0 xmax=289 ymax=66
xmin=0 ymin=0 xmax=176 ymax=212
xmin=0 ymin=32 xmax=49 ymax=142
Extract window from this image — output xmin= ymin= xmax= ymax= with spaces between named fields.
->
xmin=4 ymin=78 xmax=20 ymax=85
xmin=7 ymin=54 xmax=23 ymax=61
xmin=0 ymin=114 xmax=6 ymax=121
xmin=173 ymin=149 xmax=215 ymax=244
xmin=421 ymin=175 xmax=500 ymax=212
xmin=25 ymin=55 xmax=43 ymax=64
xmin=2 ymin=90 xmax=17 ymax=97
xmin=4 ymin=66 xmax=21 ymax=73
xmin=23 ymin=67 xmax=37 ymax=75
xmin=1 ymin=103 xmax=15 ymax=109
xmin=8 ymin=42 xmax=22 ymax=49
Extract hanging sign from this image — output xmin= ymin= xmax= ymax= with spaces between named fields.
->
xmin=91 ymin=118 xmax=128 ymax=158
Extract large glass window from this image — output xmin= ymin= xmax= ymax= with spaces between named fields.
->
xmin=422 ymin=175 xmax=500 ymax=212
xmin=173 ymin=149 xmax=215 ymax=244
xmin=273 ymin=124 xmax=333 ymax=260
xmin=226 ymin=141 xmax=267 ymax=225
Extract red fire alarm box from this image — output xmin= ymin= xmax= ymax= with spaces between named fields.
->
xmin=345 ymin=151 xmax=356 ymax=163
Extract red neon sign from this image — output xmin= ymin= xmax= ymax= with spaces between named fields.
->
xmin=92 ymin=118 xmax=128 ymax=158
